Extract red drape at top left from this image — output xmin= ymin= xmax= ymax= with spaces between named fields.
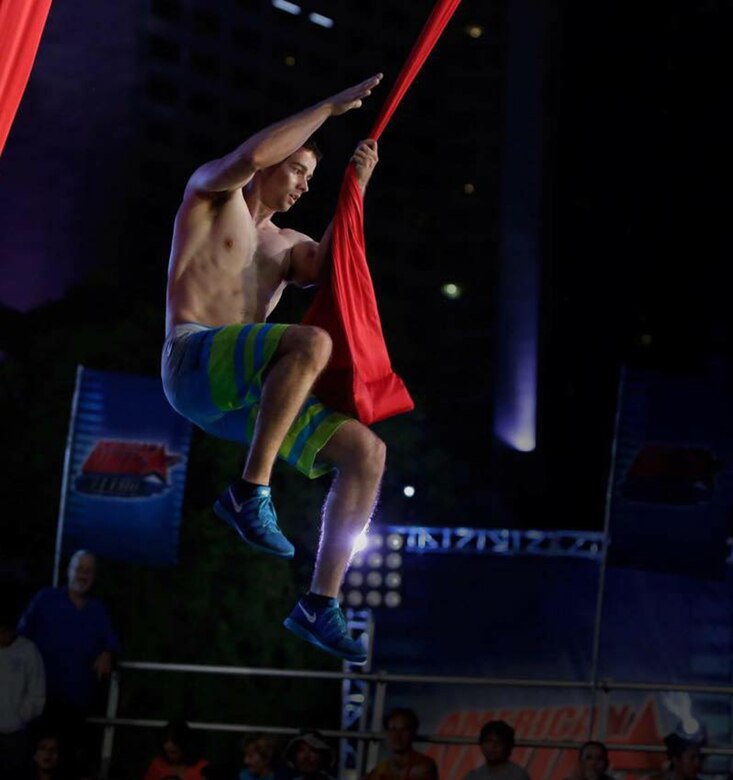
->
xmin=303 ymin=0 xmax=462 ymax=426
xmin=0 ymin=0 xmax=53 ymax=156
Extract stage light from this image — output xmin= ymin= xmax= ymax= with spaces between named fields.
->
xmin=385 ymin=552 xmax=402 ymax=569
xmin=284 ymin=55 xmax=296 ymax=66
xmin=367 ymin=552 xmax=383 ymax=569
xmin=309 ymin=12 xmax=334 ymax=28
xmin=346 ymin=590 xmax=364 ymax=607
xmin=441 ymin=283 xmax=462 ymax=300
xmin=386 ymin=533 xmax=404 ymax=551
xmin=385 ymin=591 xmax=402 ymax=608
xmin=351 ymin=552 xmax=364 ymax=568
xmin=347 ymin=571 xmax=364 ymax=587
xmin=272 ymin=0 xmax=301 ymax=14
xmin=352 ymin=531 xmax=368 ymax=555
xmin=366 ymin=590 xmax=382 ymax=607
xmin=370 ymin=532 xmax=384 ymax=549
xmin=463 ymin=183 xmax=475 ymax=194
xmin=403 ymin=485 xmax=415 ymax=498
xmin=385 ymin=572 xmax=401 ymax=589
xmin=466 ymin=24 xmax=483 ymax=38
xmin=366 ymin=571 xmax=383 ymax=588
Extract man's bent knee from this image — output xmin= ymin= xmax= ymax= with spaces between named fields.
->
xmin=278 ymin=325 xmax=332 ymax=371
xmin=326 ymin=422 xmax=386 ymax=481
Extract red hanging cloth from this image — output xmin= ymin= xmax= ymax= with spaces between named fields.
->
xmin=0 ymin=0 xmax=53 ymax=156
xmin=303 ymin=0 xmax=462 ymax=425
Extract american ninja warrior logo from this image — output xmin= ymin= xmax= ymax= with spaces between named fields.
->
xmin=74 ymin=440 xmax=183 ymax=498
xmin=425 ymin=697 xmax=666 ymax=780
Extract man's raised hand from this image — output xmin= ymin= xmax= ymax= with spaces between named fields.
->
xmin=351 ymin=139 xmax=379 ymax=193
xmin=327 ymin=74 xmax=383 ymax=116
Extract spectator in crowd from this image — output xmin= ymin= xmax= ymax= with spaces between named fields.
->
xmin=17 ymin=550 xmax=121 ymax=723
xmin=365 ymin=707 xmax=438 ymax=780
xmin=565 ymin=741 xmax=614 ymax=780
xmin=240 ymin=734 xmax=277 ymax=780
xmin=0 ymin=598 xmax=46 ymax=779
xmin=28 ymin=731 xmax=68 ymax=780
xmin=144 ymin=719 xmax=209 ymax=780
xmin=660 ymin=733 xmax=704 ymax=780
xmin=280 ymin=730 xmax=335 ymax=780
xmin=461 ymin=721 xmax=530 ymax=780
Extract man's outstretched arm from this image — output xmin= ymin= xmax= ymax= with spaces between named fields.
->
xmin=188 ymin=74 xmax=382 ymax=195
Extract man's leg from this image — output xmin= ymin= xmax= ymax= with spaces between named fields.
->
xmin=243 ymin=325 xmax=333 ymax=484
xmin=284 ymin=420 xmax=386 ymax=664
xmin=214 ymin=324 xmax=332 ymax=557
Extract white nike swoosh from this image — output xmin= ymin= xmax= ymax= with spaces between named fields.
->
xmin=229 ymin=488 xmax=244 ymax=513
xmin=298 ymin=603 xmax=317 ymax=623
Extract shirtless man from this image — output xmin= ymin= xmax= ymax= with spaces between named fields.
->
xmin=161 ymin=74 xmax=385 ymax=664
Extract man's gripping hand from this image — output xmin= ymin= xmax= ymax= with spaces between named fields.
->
xmin=325 ymin=74 xmax=383 ymax=116
xmin=351 ymin=139 xmax=379 ymax=194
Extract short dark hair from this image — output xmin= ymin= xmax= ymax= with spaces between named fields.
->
xmin=384 ymin=707 xmax=419 ymax=734
xmin=479 ymin=720 xmax=515 ymax=749
xmin=301 ymin=137 xmax=323 ymax=162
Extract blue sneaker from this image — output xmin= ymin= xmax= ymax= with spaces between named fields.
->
xmin=283 ymin=597 xmax=368 ymax=665
xmin=213 ymin=484 xmax=294 ymax=558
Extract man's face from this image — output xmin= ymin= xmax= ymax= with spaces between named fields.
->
xmin=481 ymin=733 xmax=511 ymax=765
xmin=294 ymin=742 xmax=323 ymax=775
xmin=163 ymin=738 xmax=183 ymax=764
xmin=259 ymin=148 xmax=317 ymax=212
xmin=387 ymin=714 xmax=415 ymax=756
xmin=35 ymin=737 xmax=60 ymax=771
xmin=68 ymin=553 xmax=96 ymax=596
xmin=580 ymin=744 xmax=608 ymax=778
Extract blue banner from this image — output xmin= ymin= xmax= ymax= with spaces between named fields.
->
xmin=59 ymin=366 xmax=191 ymax=566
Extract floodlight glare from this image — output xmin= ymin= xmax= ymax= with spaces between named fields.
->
xmin=346 ymin=590 xmax=364 ymax=607
xmin=385 ymin=591 xmax=402 ymax=608
xmin=347 ymin=571 xmax=364 ymax=587
xmin=385 ymin=552 xmax=402 ymax=569
xmin=366 ymin=571 xmax=383 ymax=588
xmin=367 ymin=552 xmax=383 ymax=569
xmin=386 ymin=533 xmax=404 ymax=551
xmin=403 ymin=485 xmax=415 ymax=498
xmin=385 ymin=572 xmax=402 ymax=589
xmin=366 ymin=590 xmax=382 ymax=607
xmin=352 ymin=531 xmax=368 ymax=555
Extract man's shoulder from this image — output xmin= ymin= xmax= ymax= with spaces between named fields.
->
xmin=462 ymin=767 xmax=489 ymax=780
xmin=505 ymin=762 xmax=530 ymax=780
xmin=27 ymin=587 xmax=63 ymax=608
xmin=11 ymin=635 xmax=43 ymax=658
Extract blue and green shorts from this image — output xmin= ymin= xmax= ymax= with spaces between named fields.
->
xmin=161 ymin=322 xmax=350 ymax=478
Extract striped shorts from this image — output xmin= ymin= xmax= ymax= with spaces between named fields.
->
xmin=161 ymin=322 xmax=349 ymax=478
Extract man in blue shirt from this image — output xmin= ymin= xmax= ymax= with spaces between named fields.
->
xmin=18 ymin=550 xmax=120 ymax=718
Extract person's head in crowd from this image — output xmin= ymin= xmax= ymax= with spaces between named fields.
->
xmin=664 ymin=733 xmax=703 ymax=780
xmin=285 ymin=730 xmax=334 ymax=778
xmin=384 ymin=707 xmax=420 ymax=757
xmin=241 ymin=733 xmax=276 ymax=778
xmin=159 ymin=719 xmax=201 ymax=767
xmin=67 ymin=550 xmax=97 ymax=601
xmin=478 ymin=720 xmax=515 ymax=766
xmin=32 ymin=731 xmax=63 ymax=779
xmin=578 ymin=741 xmax=610 ymax=780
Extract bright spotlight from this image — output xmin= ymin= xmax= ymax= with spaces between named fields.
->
xmin=366 ymin=590 xmax=382 ymax=607
xmin=272 ymin=0 xmax=301 ymax=14
xmin=385 ymin=552 xmax=402 ymax=569
xmin=347 ymin=571 xmax=364 ymax=587
xmin=385 ymin=591 xmax=402 ymax=608
xmin=346 ymin=590 xmax=364 ymax=607
xmin=441 ymin=282 xmax=462 ymax=300
xmin=403 ymin=485 xmax=415 ymax=498
xmin=386 ymin=533 xmax=404 ymax=551
xmin=367 ymin=552 xmax=383 ymax=569
xmin=309 ymin=12 xmax=334 ymax=28
xmin=385 ymin=572 xmax=402 ymax=589
xmin=352 ymin=532 xmax=368 ymax=555
xmin=466 ymin=24 xmax=483 ymax=38
xmin=366 ymin=571 xmax=383 ymax=588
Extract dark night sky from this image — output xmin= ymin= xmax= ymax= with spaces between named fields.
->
xmin=1 ymin=0 xmax=731 ymax=533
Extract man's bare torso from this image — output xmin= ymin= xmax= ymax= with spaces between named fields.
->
xmin=165 ymin=189 xmax=308 ymax=334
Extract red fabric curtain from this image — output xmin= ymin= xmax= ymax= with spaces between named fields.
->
xmin=0 ymin=0 xmax=53 ymax=156
xmin=303 ymin=0 xmax=462 ymax=425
